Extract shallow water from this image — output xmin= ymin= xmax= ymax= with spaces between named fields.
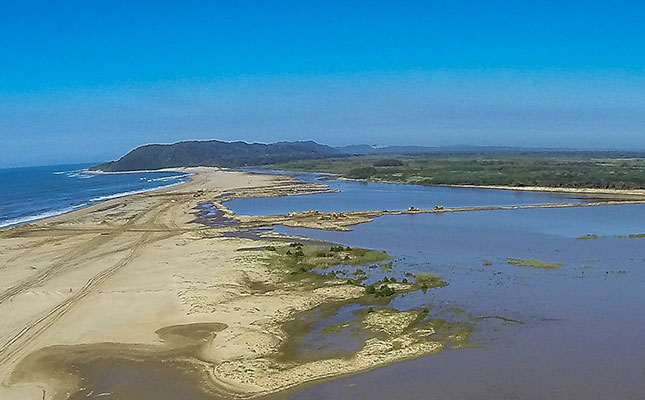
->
xmin=274 ymin=204 xmax=645 ymax=400
xmin=226 ymin=172 xmax=585 ymax=216
xmin=11 ymin=324 xmax=228 ymax=400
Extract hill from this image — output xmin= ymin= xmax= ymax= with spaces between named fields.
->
xmin=91 ymin=140 xmax=339 ymax=172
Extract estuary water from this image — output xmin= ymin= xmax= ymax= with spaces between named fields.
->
xmin=225 ymin=173 xmax=645 ymax=399
xmin=272 ymin=204 xmax=645 ymax=400
xmin=0 ymin=163 xmax=190 ymax=229
xmin=226 ymin=171 xmax=585 ymax=215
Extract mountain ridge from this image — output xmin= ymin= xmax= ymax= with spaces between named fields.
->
xmin=92 ymin=139 xmax=645 ymax=172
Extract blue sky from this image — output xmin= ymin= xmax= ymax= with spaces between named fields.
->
xmin=1 ymin=1 xmax=644 ymax=167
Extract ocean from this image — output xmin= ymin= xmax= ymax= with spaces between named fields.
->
xmin=0 ymin=163 xmax=190 ymax=229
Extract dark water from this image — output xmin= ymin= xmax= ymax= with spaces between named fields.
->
xmin=273 ymin=204 xmax=645 ymax=400
xmin=226 ymin=172 xmax=584 ymax=216
xmin=0 ymin=163 xmax=190 ymax=229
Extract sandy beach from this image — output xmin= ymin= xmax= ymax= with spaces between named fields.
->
xmin=0 ymin=168 xmax=333 ymax=399
xmin=2 ymin=167 xmax=644 ymax=400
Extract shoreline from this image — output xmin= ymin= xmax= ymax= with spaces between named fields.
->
xmin=0 ymin=168 xmax=195 ymax=232
xmin=327 ymin=175 xmax=645 ymax=200
xmin=0 ymin=167 xmax=344 ymax=400
xmin=1 ymin=167 xmax=645 ymax=400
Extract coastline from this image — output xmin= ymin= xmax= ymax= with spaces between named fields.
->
xmin=0 ymin=167 xmax=345 ymax=400
xmin=1 ymin=167 xmax=644 ymax=400
xmin=0 ymin=167 xmax=194 ymax=231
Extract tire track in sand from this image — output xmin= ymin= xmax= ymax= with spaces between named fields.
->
xmin=0 ymin=203 xmax=162 ymax=305
xmin=0 ymin=201 xmax=181 ymax=368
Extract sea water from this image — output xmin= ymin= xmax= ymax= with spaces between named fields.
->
xmin=0 ymin=163 xmax=190 ymax=229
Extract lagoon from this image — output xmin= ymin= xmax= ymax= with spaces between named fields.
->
xmin=271 ymin=204 xmax=645 ymax=400
xmin=226 ymin=172 xmax=584 ymax=216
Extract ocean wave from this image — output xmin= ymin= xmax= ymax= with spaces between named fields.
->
xmin=66 ymin=171 xmax=95 ymax=179
xmin=53 ymin=168 xmax=96 ymax=179
xmin=0 ymin=203 xmax=88 ymax=229
xmin=0 ymin=176 xmax=190 ymax=229
xmin=145 ymin=173 xmax=191 ymax=183
xmin=88 ymin=180 xmax=187 ymax=202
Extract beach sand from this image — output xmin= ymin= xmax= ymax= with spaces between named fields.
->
xmin=0 ymin=168 xmax=342 ymax=399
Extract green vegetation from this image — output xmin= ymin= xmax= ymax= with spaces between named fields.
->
xmin=372 ymin=159 xmax=404 ymax=167
xmin=506 ymin=258 xmax=562 ymax=269
xmin=272 ymin=153 xmax=645 ymax=190
xmin=347 ymin=166 xmax=377 ymax=179
xmin=414 ymin=273 xmax=448 ymax=288
xmin=264 ymin=243 xmax=390 ymax=279
xmin=92 ymin=140 xmax=339 ymax=172
xmin=379 ymin=261 xmax=393 ymax=272
xmin=578 ymin=234 xmax=599 ymax=240
xmin=483 ymin=259 xmax=493 ymax=266
xmin=364 ymin=283 xmax=396 ymax=298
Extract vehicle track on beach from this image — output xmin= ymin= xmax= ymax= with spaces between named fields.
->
xmin=0 ymin=201 xmax=184 ymax=369
xmin=0 ymin=237 xmax=68 ymax=274
xmin=0 ymin=202 xmax=165 ymax=305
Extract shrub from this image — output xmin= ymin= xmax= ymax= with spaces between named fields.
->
xmin=375 ymin=284 xmax=395 ymax=298
xmin=365 ymin=284 xmax=376 ymax=294
xmin=347 ymin=166 xmax=377 ymax=179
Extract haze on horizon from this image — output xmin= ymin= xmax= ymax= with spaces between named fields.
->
xmin=1 ymin=1 xmax=645 ymax=168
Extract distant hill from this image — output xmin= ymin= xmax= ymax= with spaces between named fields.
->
xmin=93 ymin=140 xmax=645 ymax=172
xmin=91 ymin=140 xmax=340 ymax=172
xmin=335 ymin=144 xmax=574 ymax=155
xmin=336 ymin=144 xmax=645 ymax=157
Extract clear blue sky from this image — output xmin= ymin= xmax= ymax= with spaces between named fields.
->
xmin=1 ymin=0 xmax=644 ymax=167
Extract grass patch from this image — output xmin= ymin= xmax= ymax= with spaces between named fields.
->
xmin=264 ymin=243 xmax=390 ymax=281
xmin=414 ymin=273 xmax=448 ymax=288
xmin=506 ymin=258 xmax=562 ymax=269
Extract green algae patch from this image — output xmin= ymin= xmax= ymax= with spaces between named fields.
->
xmin=362 ymin=308 xmax=425 ymax=336
xmin=506 ymin=258 xmax=562 ymax=269
xmin=616 ymin=233 xmax=645 ymax=239
xmin=321 ymin=323 xmax=351 ymax=334
xmin=578 ymin=234 xmax=599 ymax=240
xmin=475 ymin=315 xmax=525 ymax=324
